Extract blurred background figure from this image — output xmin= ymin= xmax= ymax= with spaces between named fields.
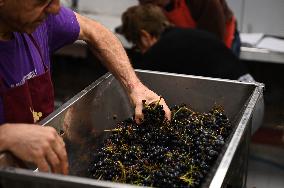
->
xmin=139 ymin=0 xmax=241 ymax=57
xmin=120 ymin=4 xmax=254 ymax=82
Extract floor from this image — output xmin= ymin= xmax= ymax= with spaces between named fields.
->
xmin=247 ymin=144 xmax=284 ymax=188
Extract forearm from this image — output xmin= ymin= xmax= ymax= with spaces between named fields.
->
xmin=75 ymin=13 xmax=142 ymax=93
xmin=0 ymin=124 xmax=9 ymax=152
xmin=88 ymin=27 xmax=141 ymax=92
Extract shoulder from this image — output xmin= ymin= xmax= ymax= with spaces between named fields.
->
xmin=45 ymin=6 xmax=78 ymax=28
xmin=32 ymin=7 xmax=78 ymax=36
xmin=38 ymin=6 xmax=80 ymax=52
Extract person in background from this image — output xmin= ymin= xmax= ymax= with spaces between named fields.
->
xmin=0 ymin=0 xmax=170 ymax=174
xmin=120 ymin=4 xmax=254 ymax=82
xmin=138 ymin=0 xmax=241 ymax=57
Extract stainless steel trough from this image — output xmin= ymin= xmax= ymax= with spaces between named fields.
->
xmin=0 ymin=70 xmax=264 ymax=188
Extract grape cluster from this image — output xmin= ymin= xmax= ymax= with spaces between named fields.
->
xmin=88 ymin=100 xmax=232 ymax=187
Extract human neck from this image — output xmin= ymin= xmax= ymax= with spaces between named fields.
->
xmin=140 ymin=37 xmax=158 ymax=54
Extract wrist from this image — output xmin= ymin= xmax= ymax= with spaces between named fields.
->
xmin=125 ymin=80 xmax=144 ymax=93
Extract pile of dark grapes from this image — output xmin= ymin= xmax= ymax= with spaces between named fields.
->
xmin=88 ymin=99 xmax=232 ymax=187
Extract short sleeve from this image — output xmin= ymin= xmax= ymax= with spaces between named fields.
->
xmin=46 ymin=7 xmax=80 ymax=52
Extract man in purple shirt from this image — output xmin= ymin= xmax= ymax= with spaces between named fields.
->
xmin=0 ymin=0 xmax=171 ymax=175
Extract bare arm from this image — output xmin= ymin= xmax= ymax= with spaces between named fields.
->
xmin=74 ymin=12 xmax=171 ymax=122
xmin=74 ymin=12 xmax=139 ymax=93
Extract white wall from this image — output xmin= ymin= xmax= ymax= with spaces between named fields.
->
xmin=242 ymin=0 xmax=284 ymax=37
xmin=227 ymin=0 xmax=245 ymax=30
xmin=227 ymin=0 xmax=284 ymax=37
xmin=77 ymin=0 xmax=138 ymax=16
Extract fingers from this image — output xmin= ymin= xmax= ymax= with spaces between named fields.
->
xmin=39 ymin=127 xmax=69 ymax=175
xmin=53 ymin=135 xmax=69 ymax=175
xmin=45 ymin=147 xmax=61 ymax=174
xmin=161 ymin=98 xmax=171 ymax=121
xmin=135 ymin=103 xmax=144 ymax=124
xmin=165 ymin=108 xmax=171 ymax=121
xmin=135 ymin=98 xmax=171 ymax=123
xmin=36 ymin=157 xmax=50 ymax=173
xmin=40 ymin=139 xmax=68 ymax=175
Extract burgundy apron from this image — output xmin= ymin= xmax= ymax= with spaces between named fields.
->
xmin=0 ymin=34 xmax=54 ymax=123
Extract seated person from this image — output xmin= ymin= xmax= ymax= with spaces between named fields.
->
xmin=138 ymin=0 xmax=241 ymax=57
xmin=119 ymin=4 xmax=253 ymax=82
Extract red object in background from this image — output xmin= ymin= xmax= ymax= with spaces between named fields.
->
xmin=164 ymin=0 xmax=236 ymax=48
xmin=252 ymin=127 xmax=284 ymax=146
xmin=164 ymin=0 xmax=197 ymax=28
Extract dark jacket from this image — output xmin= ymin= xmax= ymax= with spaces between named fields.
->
xmin=131 ymin=27 xmax=248 ymax=80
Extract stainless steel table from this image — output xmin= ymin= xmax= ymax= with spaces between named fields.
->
xmin=240 ymin=47 xmax=284 ymax=64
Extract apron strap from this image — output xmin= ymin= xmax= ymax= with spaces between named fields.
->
xmin=28 ymin=34 xmax=48 ymax=71
xmin=20 ymin=34 xmax=48 ymax=71
xmin=0 ymin=72 xmax=8 ymax=92
xmin=0 ymin=76 xmax=5 ymax=93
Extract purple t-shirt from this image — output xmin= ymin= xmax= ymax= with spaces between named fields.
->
xmin=0 ymin=7 xmax=80 ymax=124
